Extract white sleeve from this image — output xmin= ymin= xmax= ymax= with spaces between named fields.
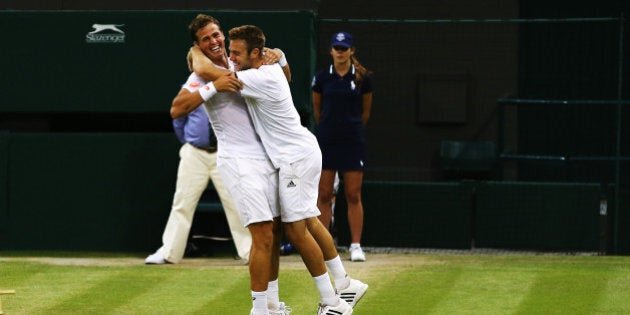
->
xmin=236 ymin=66 xmax=282 ymax=100
xmin=181 ymin=73 xmax=205 ymax=93
xmin=235 ymin=69 xmax=262 ymax=98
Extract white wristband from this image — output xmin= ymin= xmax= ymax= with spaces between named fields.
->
xmin=277 ymin=50 xmax=288 ymax=67
xmin=198 ymin=82 xmax=217 ymax=101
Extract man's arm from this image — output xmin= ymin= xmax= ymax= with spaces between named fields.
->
xmin=171 ymin=88 xmax=203 ymax=119
xmin=172 ymin=114 xmax=187 ymax=142
xmin=171 ymin=74 xmax=243 ymax=119
xmin=189 ymin=46 xmax=232 ymax=82
xmin=262 ymin=48 xmax=291 ymax=82
xmin=281 ymin=62 xmax=292 ymax=83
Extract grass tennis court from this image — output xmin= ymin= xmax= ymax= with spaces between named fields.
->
xmin=2 ymin=251 xmax=630 ymax=314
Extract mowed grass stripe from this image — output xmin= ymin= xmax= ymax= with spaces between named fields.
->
xmin=193 ymin=272 xmax=252 ymax=314
xmin=110 ymin=266 xmax=247 ymax=314
xmin=429 ymin=263 xmax=536 ymax=314
xmin=43 ymin=266 xmax=174 ymax=314
xmin=515 ymin=260 xmax=623 ymax=314
xmin=2 ymin=262 xmax=123 ymax=314
xmin=353 ymin=264 xmax=444 ymax=313
xmin=325 ymin=254 xmax=435 ymax=313
xmin=596 ymin=266 xmax=630 ymax=314
xmin=2 ymin=261 xmax=52 ymax=284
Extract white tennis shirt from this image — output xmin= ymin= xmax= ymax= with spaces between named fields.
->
xmin=182 ymin=61 xmax=267 ymax=160
xmin=236 ymin=63 xmax=320 ymax=167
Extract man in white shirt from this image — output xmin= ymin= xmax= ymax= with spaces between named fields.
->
xmin=189 ymin=24 xmax=368 ymax=315
xmin=169 ymin=14 xmax=290 ymax=315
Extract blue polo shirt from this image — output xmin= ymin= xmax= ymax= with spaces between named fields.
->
xmin=312 ymin=64 xmax=374 ymax=145
xmin=172 ymin=105 xmax=215 ymax=149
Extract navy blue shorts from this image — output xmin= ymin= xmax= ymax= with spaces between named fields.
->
xmin=320 ymin=143 xmax=366 ymax=171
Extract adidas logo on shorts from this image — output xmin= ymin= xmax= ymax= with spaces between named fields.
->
xmin=287 ymin=180 xmax=296 ymax=188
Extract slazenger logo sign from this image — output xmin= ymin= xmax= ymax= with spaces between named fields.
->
xmin=85 ymin=24 xmax=125 ymax=43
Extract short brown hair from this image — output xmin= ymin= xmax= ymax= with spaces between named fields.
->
xmin=228 ymin=25 xmax=266 ymax=55
xmin=188 ymin=14 xmax=221 ymax=42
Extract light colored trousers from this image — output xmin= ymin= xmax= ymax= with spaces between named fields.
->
xmin=160 ymin=143 xmax=251 ymax=263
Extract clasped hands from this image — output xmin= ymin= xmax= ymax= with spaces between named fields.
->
xmin=213 ymin=73 xmax=242 ymax=92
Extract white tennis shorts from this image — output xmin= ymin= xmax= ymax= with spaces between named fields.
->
xmin=278 ymin=153 xmax=322 ymax=223
xmin=218 ymin=156 xmax=280 ymax=227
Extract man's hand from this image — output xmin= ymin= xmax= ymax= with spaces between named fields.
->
xmin=187 ymin=45 xmax=206 ymax=72
xmin=262 ymin=47 xmax=282 ymax=65
xmin=213 ymin=72 xmax=243 ymax=92
xmin=187 ymin=49 xmax=194 ymax=72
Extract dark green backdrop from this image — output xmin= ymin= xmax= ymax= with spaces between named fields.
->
xmin=0 ymin=10 xmax=315 ymax=114
xmin=0 ymin=10 xmax=315 ymax=252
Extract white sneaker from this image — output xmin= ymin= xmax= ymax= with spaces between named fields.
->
xmin=252 ymin=306 xmax=290 ymax=315
xmin=338 ymin=279 xmax=368 ymax=308
xmin=269 ymin=301 xmax=292 ymax=314
xmin=144 ymin=248 xmax=170 ymax=264
xmin=317 ymin=298 xmax=353 ymax=315
xmin=349 ymin=245 xmax=366 ymax=262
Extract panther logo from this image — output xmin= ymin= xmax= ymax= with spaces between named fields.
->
xmin=88 ymin=24 xmax=125 ymax=34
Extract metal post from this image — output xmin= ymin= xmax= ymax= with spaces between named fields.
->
xmin=613 ymin=13 xmax=625 ymax=254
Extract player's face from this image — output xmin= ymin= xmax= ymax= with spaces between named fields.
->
xmin=195 ymin=23 xmax=225 ymax=62
xmin=330 ymin=45 xmax=354 ymax=64
xmin=228 ymin=39 xmax=252 ymax=71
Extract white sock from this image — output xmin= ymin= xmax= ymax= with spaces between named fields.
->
xmin=313 ymin=273 xmax=338 ymax=306
xmin=350 ymin=243 xmax=361 ymax=249
xmin=251 ymin=290 xmax=267 ymax=314
xmin=267 ymin=279 xmax=280 ymax=311
xmin=325 ymin=255 xmax=350 ymax=290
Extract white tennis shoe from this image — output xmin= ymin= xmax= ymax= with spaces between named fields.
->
xmin=144 ymin=248 xmax=170 ymax=265
xmin=251 ymin=302 xmax=292 ymax=315
xmin=270 ymin=302 xmax=292 ymax=314
xmin=317 ymin=297 xmax=352 ymax=315
xmin=349 ymin=245 xmax=366 ymax=262
xmin=338 ymin=278 xmax=368 ymax=308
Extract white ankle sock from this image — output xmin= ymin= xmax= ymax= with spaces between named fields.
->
xmin=325 ymin=255 xmax=350 ymax=290
xmin=251 ymin=290 xmax=267 ymax=314
xmin=313 ymin=273 xmax=338 ymax=306
xmin=267 ymin=279 xmax=280 ymax=310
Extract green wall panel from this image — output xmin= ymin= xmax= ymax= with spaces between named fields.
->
xmin=0 ymin=132 xmax=7 ymax=240
xmin=333 ymin=180 xmax=603 ymax=251
xmin=335 ymin=181 xmax=473 ymax=249
xmin=475 ymin=181 xmax=601 ymax=251
xmin=4 ymin=133 xmax=180 ymax=251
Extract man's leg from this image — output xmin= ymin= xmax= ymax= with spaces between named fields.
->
xmin=266 ymin=217 xmax=282 ymax=311
xmin=279 ymin=155 xmax=352 ymax=313
xmin=283 ymin=219 xmax=338 ymax=307
xmin=248 ymin=221 xmax=274 ymax=315
xmin=217 ymin=157 xmax=281 ymax=314
xmin=208 ymin=152 xmax=252 ymax=262
xmin=148 ymin=144 xmax=211 ymax=264
xmin=283 ymin=220 xmax=327 ymax=276
xmin=307 ymin=217 xmax=349 ymax=288
xmin=306 ymin=217 xmax=338 ymax=260
xmin=306 ymin=217 xmax=368 ymax=308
